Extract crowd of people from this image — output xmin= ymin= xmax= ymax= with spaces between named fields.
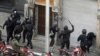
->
xmin=0 ymin=8 xmax=96 ymax=56
xmin=2 ymin=8 xmax=33 ymax=54
xmin=49 ymin=20 xmax=96 ymax=55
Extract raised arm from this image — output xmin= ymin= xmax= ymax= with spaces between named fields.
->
xmin=3 ymin=21 xmax=7 ymax=29
xmin=70 ymin=24 xmax=74 ymax=33
xmin=77 ymin=35 xmax=81 ymax=42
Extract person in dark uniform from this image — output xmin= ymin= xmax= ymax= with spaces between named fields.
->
xmin=24 ymin=19 xmax=33 ymax=49
xmin=10 ymin=9 xmax=21 ymax=40
xmin=3 ymin=17 xmax=13 ymax=44
xmin=13 ymin=20 xmax=23 ymax=42
xmin=59 ymin=24 xmax=74 ymax=50
xmin=86 ymin=32 xmax=96 ymax=53
xmin=77 ymin=29 xmax=87 ymax=53
xmin=21 ymin=17 xmax=29 ymax=43
xmin=49 ymin=24 xmax=58 ymax=47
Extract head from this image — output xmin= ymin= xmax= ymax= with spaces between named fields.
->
xmin=25 ymin=17 xmax=29 ymax=20
xmin=14 ymin=34 xmax=21 ymax=41
xmin=26 ymin=18 xmax=31 ymax=24
xmin=82 ymin=29 xmax=87 ymax=34
xmin=64 ymin=26 xmax=68 ymax=30
xmin=12 ymin=8 xmax=17 ymax=13
xmin=87 ymin=32 xmax=96 ymax=38
xmin=14 ymin=36 xmax=19 ymax=41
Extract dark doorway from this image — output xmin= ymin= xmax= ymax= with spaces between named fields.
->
xmin=37 ymin=5 xmax=52 ymax=35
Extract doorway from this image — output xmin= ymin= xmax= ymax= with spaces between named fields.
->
xmin=37 ymin=5 xmax=52 ymax=35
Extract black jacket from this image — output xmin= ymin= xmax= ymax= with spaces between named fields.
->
xmin=77 ymin=34 xmax=87 ymax=45
xmin=3 ymin=19 xmax=12 ymax=30
xmin=13 ymin=25 xmax=23 ymax=35
xmin=59 ymin=25 xmax=74 ymax=41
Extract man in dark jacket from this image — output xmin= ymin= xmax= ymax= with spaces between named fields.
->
xmin=77 ymin=29 xmax=87 ymax=53
xmin=21 ymin=17 xmax=30 ymax=43
xmin=59 ymin=24 xmax=74 ymax=50
xmin=24 ymin=19 xmax=33 ymax=49
xmin=13 ymin=20 xmax=23 ymax=42
xmin=49 ymin=24 xmax=58 ymax=47
xmin=10 ymin=9 xmax=21 ymax=39
xmin=86 ymin=32 xmax=96 ymax=53
xmin=3 ymin=17 xmax=13 ymax=44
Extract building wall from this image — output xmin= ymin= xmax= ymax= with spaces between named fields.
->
xmin=15 ymin=0 xmax=26 ymax=11
xmin=62 ymin=0 xmax=97 ymax=46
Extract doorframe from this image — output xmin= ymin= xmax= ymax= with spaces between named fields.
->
xmin=34 ymin=5 xmax=39 ymax=36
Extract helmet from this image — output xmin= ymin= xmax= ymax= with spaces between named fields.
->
xmin=25 ymin=17 xmax=29 ymax=20
xmin=64 ymin=26 xmax=68 ymax=30
xmin=82 ymin=29 xmax=87 ymax=34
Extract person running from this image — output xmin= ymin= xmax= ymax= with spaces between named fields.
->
xmin=77 ymin=29 xmax=87 ymax=55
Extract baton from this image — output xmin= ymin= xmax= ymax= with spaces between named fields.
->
xmin=66 ymin=17 xmax=73 ymax=25
xmin=68 ymin=19 xmax=72 ymax=25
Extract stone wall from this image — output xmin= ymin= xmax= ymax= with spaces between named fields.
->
xmin=15 ymin=0 xmax=26 ymax=11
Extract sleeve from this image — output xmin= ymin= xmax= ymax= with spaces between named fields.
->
xmin=50 ymin=27 xmax=52 ymax=33
xmin=15 ymin=41 xmax=24 ymax=47
xmin=70 ymin=25 xmax=74 ymax=33
xmin=77 ymin=35 xmax=81 ymax=42
xmin=13 ymin=26 xmax=17 ymax=35
xmin=3 ymin=21 xmax=7 ymax=29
